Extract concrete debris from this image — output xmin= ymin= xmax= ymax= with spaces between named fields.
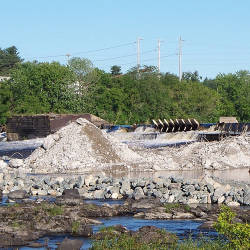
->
xmin=1 ymin=118 xmax=247 ymax=174
xmin=23 ymin=118 xmax=142 ymax=173
xmin=135 ymin=135 xmax=250 ymax=170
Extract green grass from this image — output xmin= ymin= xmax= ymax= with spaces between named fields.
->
xmin=164 ymin=203 xmax=191 ymax=213
xmin=72 ymin=221 xmax=81 ymax=234
xmin=91 ymin=233 xmax=229 ymax=250
xmin=46 ymin=205 xmax=64 ymax=216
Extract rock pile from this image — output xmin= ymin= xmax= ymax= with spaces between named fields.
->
xmin=136 ymin=135 xmax=250 ymax=170
xmin=23 ymin=118 xmax=142 ymax=173
xmin=1 ymin=119 xmax=250 ymax=173
xmin=1 ymin=172 xmax=249 ymax=205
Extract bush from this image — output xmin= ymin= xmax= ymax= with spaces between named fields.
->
xmin=214 ymin=205 xmax=250 ymax=249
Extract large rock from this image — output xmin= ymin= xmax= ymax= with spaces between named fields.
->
xmin=62 ymin=189 xmax=80 ymax=199
xmin=8 ymin=159 xmax=24 ymax=168
xmin=243 ymin=193 xmax=250 ymax=206
xmin=0 ymin=189 xmax=2 ymax=199
xmin=58 ymin=238 xmax=83 ymax=250
xmin=0 ymin=159 xmax=8 ymax=169
xmin=172 ymin=212 xmax=195 ymax=219
xmin=93 ymin=190 xmax=105 ymax=199
xmin=8 ymin=190 xmax=28 ymax=199
xmin=144 ymin=212 xmax=172 ymax=220
xmin=56 ymin=189 xmax=82 ymax=205
xmin=132 ymin=187 xmax=145 ymax=200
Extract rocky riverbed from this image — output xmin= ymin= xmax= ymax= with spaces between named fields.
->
xmin=0 ymin=188 xmax=249 ymax=248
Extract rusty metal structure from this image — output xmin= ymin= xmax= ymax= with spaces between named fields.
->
xmin=6 ymin=114 xmax=110 ymax=141
xmin=152 ymin=118 xmax=199 ymax=132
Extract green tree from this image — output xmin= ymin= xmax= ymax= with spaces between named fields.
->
xmin=0 ymin=81 xmax=12 ymax=124
xmin=0 ymin=46 xmax=23 ymax=75
xmin=215 ymin=71 xmax=250 ymax=121
xmin=8 ymin=61 xmax=78 ymax=114
xmin=214 ymin=205 xmax=250 ymax=249
xmin=183 ymin=70 xmax=202 ymax=82
xmin=110 ymin=65 xmax=121 ymax=76
xmin=68 ymin=57 xmax=99 ymax=94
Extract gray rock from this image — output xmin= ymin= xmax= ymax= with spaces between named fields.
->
xmin=62 ymin=189 xmax=80 ymax=199
xmin=75 ymin=176 xmax=84 ymax=188
xmin=58 ymin=238 xmax=84 ymax=250
xmin=93 ymin=190 xmax=105 ymax=199
xmin=8 ymin=190 xmax=28 ymax=199
xmin=152 ymin=178 xmax=164 ymax=188
xmin=152 ymin=190 xmax=162 ymax=198
xmin=147 ymin=183 xmax=155 ymax=190
xmin=163 ymin=178 xmax=171 ymax=188
xmin=243 ymin=193 xmax=250 ymax=205
xmin=206 ymin=183 xmax=214 ymax=193
xmin=133 ymin=187 xmax=145 ymax=200
xmin=8 ymin=159 xmax=24 ymax=168
xmin=173 ymin=212 xmax=195 ymax=219
xmin=168 ymin=183 xmax=181 ymax=190
xmin=120 ymin=180 xmax=131 ymax=195
xmin=144 ymin=212 xmax=172 ymax=220
xmin=0 ymin=159 xmax=8 ymax=169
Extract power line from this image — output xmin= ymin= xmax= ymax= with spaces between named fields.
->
xmin=25 ymin=41 xmax=136 ymax=60
xmin=92 ymin=49 xmax=156 ymax=62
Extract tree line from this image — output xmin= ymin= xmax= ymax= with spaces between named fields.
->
xmin=0 ymin=46 xmax=249 ymax=125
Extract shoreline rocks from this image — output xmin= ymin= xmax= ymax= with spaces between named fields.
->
xmin=0 ymin=172 xmax=249 ymax=206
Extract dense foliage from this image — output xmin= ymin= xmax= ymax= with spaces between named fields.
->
xmin=0 ymin=46 xmax=22 ymax=75
xmin=0 ymin=47 xmax=249 ymax=125
xmin=214 ymin=205 xmax=250 ymax=249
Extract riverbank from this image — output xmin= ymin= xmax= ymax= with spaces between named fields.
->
xmin=0 ymin=191 xmax=249 ymax=248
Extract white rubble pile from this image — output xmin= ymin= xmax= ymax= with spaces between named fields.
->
xmin=19 ymin=118 xmax=250 ymax=174
xmin=23 ymin=118 xmax=143 ymax=173
xmin=136 ymin=135 xmax=250 ymax=170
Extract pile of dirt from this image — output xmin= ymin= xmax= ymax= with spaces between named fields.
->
xmin=24 ymin=118 xmax=142 ymax=173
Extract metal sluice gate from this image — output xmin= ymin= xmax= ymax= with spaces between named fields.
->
xmin=152 ymin=118 xmax=199 ymax=132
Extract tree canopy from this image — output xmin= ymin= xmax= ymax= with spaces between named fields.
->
xmin=0 ymin=46 xmax=23 ymax=76
xmin=0 ymin=46 xmax=249 ymax=125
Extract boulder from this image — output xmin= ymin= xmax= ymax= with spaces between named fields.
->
xmin=0 ymin=159 xmax=8 ymax=169
xmin=144 ymin=212 xmax=172 ymax=220
xmin=243 ymin=193 xmax=250 ymax=206
xmin=8 ymin=159 xmax=24 ymax=168
xmin=8 ymin=190 xmax=28 ymax=199
xmin=58 ymin=238 xmax=83 ymax=250
xmin=172 ymin=212 xmax=195 ymax=219
xmin=132 ymin=187 xmax=145 ymax=200
xmin=227 ymin=201 xmax=240 ymax=207
xmin=62 ymin=189 xmax=80 ymax=198
xmin=93 ymin=190 xmax=105 ymax=199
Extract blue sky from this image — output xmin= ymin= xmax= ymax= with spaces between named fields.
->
xmin=1 ymin=0 xmax=249 ymax=78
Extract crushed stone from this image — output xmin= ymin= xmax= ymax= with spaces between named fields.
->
xmin=23 ymin=118 xmax=250 ymax=173
xmin=24 ymin=118 xmax=143 ymax=173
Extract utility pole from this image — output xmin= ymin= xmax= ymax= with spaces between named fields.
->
xmin=157 ymin=39 xmax=163 ymax=74
xmin=65 ymin=54 xmax=71 ymax=65
xmin=178 ymin=36 xmax=183 ymax=82
xmin=137 ymin=37 xmax=143 ymax=74
xmin=158 ymin=39 xmax=161 ymax=74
